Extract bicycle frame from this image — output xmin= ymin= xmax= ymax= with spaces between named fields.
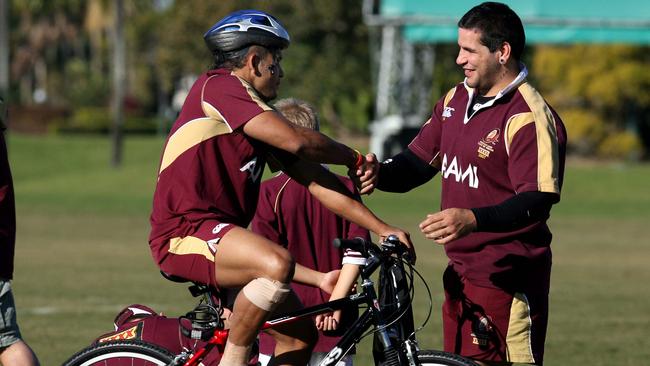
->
xmin=63 ymin=238 xmax=479 ymax=366
xmin=175 ymin=237 xmax=418 ymax=366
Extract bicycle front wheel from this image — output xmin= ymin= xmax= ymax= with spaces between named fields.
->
xmin=62 ymin=340 xmax=174 ymax=366
xmin=416 ymin=349 xmax=479 ymax=366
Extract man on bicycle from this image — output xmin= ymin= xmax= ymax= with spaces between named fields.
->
xmin=148 ymin=10 xmax=412 ymax=366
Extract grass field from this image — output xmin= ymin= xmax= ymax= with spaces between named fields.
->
xmin=6 ymin=133 xmax=650 ymax=365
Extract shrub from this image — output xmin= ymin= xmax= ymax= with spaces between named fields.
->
xmin=560 ymin=108 xmax=606 ymax=156
xmin=51 ymin=107 xmax=160 ymax=134
xmin=598 ymin=131 xmax=642 ymax=160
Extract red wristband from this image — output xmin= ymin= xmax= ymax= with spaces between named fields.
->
xmin=354 ymin=149 xmax=363 ymax=168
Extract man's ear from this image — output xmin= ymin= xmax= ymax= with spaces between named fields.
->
xmin=248 ymin=51 xmax=263 ymax=77
xmin=498 ymin=42 xmax=512 ymax=64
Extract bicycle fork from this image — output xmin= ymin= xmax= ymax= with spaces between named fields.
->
xmin=318 ymin=278 xmax=419 ymax=366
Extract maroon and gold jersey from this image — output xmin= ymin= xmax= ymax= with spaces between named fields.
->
xmin=251 ymin=172 xmax=369 ymax=353
xmin=149 ymin=68 xmax=273 ymax=262
xmin=409 ymin=68 xmax=566 ymax=291
xmin=0 ymin=131 xmax=15 ymax=280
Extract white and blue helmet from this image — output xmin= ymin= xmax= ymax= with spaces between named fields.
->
xmin=204 ymin=9 xmax=290 ymax=53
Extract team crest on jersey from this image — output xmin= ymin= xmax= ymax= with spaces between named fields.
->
xmin=477 ymin=128 xmax=500 ymax=159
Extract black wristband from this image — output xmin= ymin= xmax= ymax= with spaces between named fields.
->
xmin=377 ymin=149 xmax=438 ymax=193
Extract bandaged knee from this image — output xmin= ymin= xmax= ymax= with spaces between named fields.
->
xmin=219 ymin=340 xmax=251 ymax=366
xmin=242 ymin=277 xmax=290 ymax=312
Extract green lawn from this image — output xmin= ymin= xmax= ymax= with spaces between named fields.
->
xmin=6 ymin=133 xmax=650 ymax=365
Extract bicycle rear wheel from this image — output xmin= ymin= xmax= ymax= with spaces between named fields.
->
xmin=416 ymin=349 xmax=479 ymax=366
xmin=62 ymin=340 xmax=174 ymax=366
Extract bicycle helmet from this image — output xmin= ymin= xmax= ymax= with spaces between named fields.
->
xmin=204 ymin=9 xmax=290 ymax=53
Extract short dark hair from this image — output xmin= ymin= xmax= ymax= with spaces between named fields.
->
xmin=458 ymin=2 xmax=525 ymax=60
xmin=210 ymin=45 xmax=279 ymax=70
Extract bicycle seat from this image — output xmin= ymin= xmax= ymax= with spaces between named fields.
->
xmin=160 ymin=270 xmax=191 ymax=283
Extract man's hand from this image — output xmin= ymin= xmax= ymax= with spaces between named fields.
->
xmin=349 ymin=153 xmax=379 ymax=195
xmin=378 ymin=227 xmax=416 ymax=264
xmin=419 ymin=208 xmax=477 ymax=245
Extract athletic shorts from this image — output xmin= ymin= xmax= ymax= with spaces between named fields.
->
xmin=442 ymin=266 xmax=548 ymax=364
xmin=156 ymin=220 xmax=236 ymax=288
xmin=0 ymin=280 xmax=22 ymax=348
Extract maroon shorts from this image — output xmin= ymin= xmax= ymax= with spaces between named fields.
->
xmin=155 ymin=219 xmax=236 ymax=288
xmin=442 ymin=266 xmax=548 ymax=364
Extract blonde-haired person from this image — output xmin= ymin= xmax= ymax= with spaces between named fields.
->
xmin=273 ymin=98 xmax=320 ymax=130
xmin=252 ymin=98 xmax=366 ymax=366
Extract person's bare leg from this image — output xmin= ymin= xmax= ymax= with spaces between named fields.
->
xmin=264 ymin=291 xmax=317 ymax=365
xmin=214 ymin=227 xmax=296 ymax=365
xmin=0 ymin=340 xmax=40 ymax=366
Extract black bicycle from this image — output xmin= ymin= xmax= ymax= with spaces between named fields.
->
xmin=63 ymin=235 xmax=477 ymax=366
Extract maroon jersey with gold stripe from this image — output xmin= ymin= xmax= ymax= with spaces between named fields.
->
xmin=149 ymin=68 xmax=273 ymax=263
xmin=409 ymin=69 xmax=566 ymax=291
xmin=251 ymin=172 xmax=369 ymax=353
xmin=0 ymin=131 xmax=15 ymax=280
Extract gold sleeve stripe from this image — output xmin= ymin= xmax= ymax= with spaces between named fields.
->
xmin=168 ymin=236 xmax=215 ymax=262
xmin=443 ymin=87 xmax=457 ymax=108
xmin=505 ymin=293 xmax=536 ymax=363
xmin=504 ymin=113 xmax=534 ymax=156
xmin=519 ymin=83 xmax=561 ymax=193
xmin=158 ymin=117 xmax=232 ymax=174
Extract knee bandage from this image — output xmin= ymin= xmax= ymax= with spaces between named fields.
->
xmin=219 ymin=340 xmax=251 ymax=366
xmin=242 ymin=277 xmax=290 ymax=312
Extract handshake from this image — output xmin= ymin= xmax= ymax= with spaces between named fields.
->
xmin=348 ymin=152 xmax=380 ymax=196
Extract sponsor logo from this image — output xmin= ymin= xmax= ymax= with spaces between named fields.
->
xmin=441 ymin=154 xmax=479 ymax=189
xmin=442 ymin=106 xmax=455 ymax=119
xmin=477 ymin=129 xmax=500 ymax=159
xmin=98 ymin=323 xmax=143 ymax=343
xmin=212 ymin=223 xmax=229 ymax=235
xmin=240 ymin=157 xmax=263 ymax=182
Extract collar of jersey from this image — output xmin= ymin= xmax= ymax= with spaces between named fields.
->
xmin=462 ymin=63 xmax=528 ymax=124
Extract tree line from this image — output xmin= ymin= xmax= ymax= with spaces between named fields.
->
xmin=3 ymin=0 xmax=649 ymax=160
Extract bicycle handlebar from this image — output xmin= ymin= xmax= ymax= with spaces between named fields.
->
xmin=333 ymin=235 xmax=410 ymax=261
xmin=332 ymin=237 xmax=367 ymax=253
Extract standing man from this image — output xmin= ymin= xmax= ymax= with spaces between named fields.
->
xmin=252 ymin=98 xmax=368 ymax=366
xmin=148 ymin=10 xmax=412 ymax=366
xmin=0 ymin=98 xmax=40 ymax=366
xmin=360 ymin=3 xmax=566 ymax=365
